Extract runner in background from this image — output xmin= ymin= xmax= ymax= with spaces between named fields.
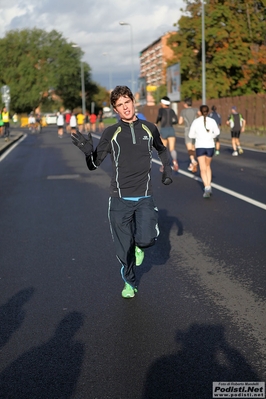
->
xmin=189 ymin=105 xmax=220 ymax=198
xmin=0 ymin=112 xmax=4 ymax=136
xmin=156 ymin=96 xmax=179 ymax=172
xmin=209 ymin=105 xmax=221 ymax=155
xmin=56 ymin=111 xmax=64 ymax=138
xmin=97 ymin=109 xmax=104 ymax=133
xmin=70 ymin=112 xmax=77 ymax=133
xmin=77 ymin=111 xmax=85 ymax=132
xmin=2 ymin=107 xmax=11 ymax=141
xmin=90 ymin=112 xmax=97 ymax=133
xmin=28 ymin=112 xmax=36 ymax=133
xmin=226 ymin=106 xmax=246 ymax=156
xmin=178 ymin=98 xmax=199 ymax=173
xmin=85 ymin=111 xmax=90 ymax=133
xmin=65 ymin=111 xmax=71 ymax=133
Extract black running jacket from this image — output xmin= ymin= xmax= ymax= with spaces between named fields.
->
xmin=86 ymin=118 xmax=171 ymax=198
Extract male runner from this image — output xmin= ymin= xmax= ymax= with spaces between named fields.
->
xmin=71 ymin=86 xmax=173 ymax=299
xmin=226 ymin=106 xmax=246 ymax=156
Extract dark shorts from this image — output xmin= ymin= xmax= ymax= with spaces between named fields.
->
xmin=160 ymin=127 xmax=175 ymax=139
xmin=231 ymin=130 xmax=241 ymax=138
xmin=184 ymin=127 xmax=195 ymax=145
xmin=196 ymin=148 xmax=215 ymax=158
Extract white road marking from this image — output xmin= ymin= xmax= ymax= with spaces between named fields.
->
xmin=47 ymin=174 xmax=80 ymax=179
xmin=78 ymin=133 xmax=266 ymax=211
xmin=152 ymin=158 xmax=266 ymax=211
xmin=0 ymin=134 xmax=27 ymax=162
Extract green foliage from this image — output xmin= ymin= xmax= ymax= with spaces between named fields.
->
xmin=0 ymin=28 xmax=104 ymax=113
xmin=92 ymin=85 xmax=111 ymax=110
xmin=168 ymin=0 xmax=266 ymax=99
xmin=151 ymin=85 xmax=167 ymax=104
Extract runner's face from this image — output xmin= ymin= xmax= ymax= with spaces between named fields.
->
xmin=114 ymin=96 xmax=136 ymax=122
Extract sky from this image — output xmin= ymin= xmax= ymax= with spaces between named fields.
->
xmin=0 ymin=0 xmax=186 ymax=92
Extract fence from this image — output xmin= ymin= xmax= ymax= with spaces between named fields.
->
xmin=139 ymin=93 xmax=266 ymax=131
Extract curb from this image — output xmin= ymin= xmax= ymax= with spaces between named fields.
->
xmin=0 ymin=133 xmax=24 ymax=156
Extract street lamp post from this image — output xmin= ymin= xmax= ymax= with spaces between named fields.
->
xmin=102 ymin=52 xmax=113 ymax=92
xmin=80 ymin=61 xmax=86 ymax=115
xmin=119 ymin=21 xmax=135 ymax=94
xmin=72 ymin=44 xmax=86 ymax=115
xmin=202 ymin=0 xmax=206 ymax=104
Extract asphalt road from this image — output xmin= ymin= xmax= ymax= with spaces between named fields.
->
xmin=0 ymin=127 xmax=265 ymax=399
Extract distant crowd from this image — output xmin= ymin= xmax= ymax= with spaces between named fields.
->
xmin=1 ymin=100 xmax=246 ymax=164
xmin=31 ymin=109 xmax=105 ymax=138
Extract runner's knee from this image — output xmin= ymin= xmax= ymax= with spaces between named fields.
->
xmin=135 ymin=237 xmax=156 ymax=249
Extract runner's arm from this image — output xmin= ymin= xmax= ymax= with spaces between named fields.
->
xmin=241 ymin=117 xmax=246 ymax=132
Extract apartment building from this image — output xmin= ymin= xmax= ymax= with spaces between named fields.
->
xmin=139 ymin=31 xmax=176 ymax=88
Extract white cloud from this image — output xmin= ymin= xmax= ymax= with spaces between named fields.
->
xmin=0 ymin=0 xmax=185 ymax=90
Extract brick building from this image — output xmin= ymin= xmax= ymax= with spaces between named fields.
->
xmin=139 ymin=32 xmax=176 ymax=88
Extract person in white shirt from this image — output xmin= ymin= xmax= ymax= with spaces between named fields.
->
xmin=28 ymin=113 xmax=36 ymax=131
xmin=70 ymin=112 xmax=77 ymax=133
xmin=56 ymin=111 xmax=64 ymax=137
xmin=189 ymin=105 xmax=220 ymax=198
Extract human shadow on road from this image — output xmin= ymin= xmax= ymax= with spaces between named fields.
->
xmin=136 ymin=209 xmax=183 ymax=285
xmin=142 ymin=323 xmax=259 ymax=399
xmin=0 ymin=287 xmax=35 ymax=349
xmin=0 ymin=311 xmax=85 ymax=399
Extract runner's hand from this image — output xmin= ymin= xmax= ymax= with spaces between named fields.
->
xmin=71 ymin=130 xmax=93 ymax=155
xmin=162 ymin=165 xmax=173 ymax=185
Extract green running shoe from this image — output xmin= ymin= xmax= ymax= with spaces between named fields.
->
xmin=135 ymin=246 xmax=144 ymax=266
xmin=122 ymin=283 xmax=137 ymax=298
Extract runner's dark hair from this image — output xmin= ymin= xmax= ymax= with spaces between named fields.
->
xmin=111 ymin=86 xmax=134 ymax=108
xmin=200 ymin=105 xmax=210 ymax=132
xmin=184 ymin=97 xmax=192 ymax=106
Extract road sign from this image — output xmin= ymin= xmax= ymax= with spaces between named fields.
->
xmin=1 ymin=85 xmax=11 ymax=111
xmin=1 ymin=85 xmax=10 ymax=95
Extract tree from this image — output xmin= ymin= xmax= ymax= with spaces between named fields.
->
xmin=0 ymin=28 xmax=99 ymax=113
xmin=151 ymin=85 xmax=167 ymax=104
xmin=168 ymin=0 xmax=266 ymax=99
xmin=91 ymin=85 xmax=111 ymax=111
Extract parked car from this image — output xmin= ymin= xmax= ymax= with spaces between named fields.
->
xmin=45 ymin=113 xmax=57 ymax=124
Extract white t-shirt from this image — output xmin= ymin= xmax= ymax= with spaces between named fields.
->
xmin=70 ymin=115 xmax=77 ymax=127
xmin=57 ymin=114 xmax=64 ymax=126
xmin=28 ymin=116 xmax=36 ymax=124
xmin=188 ymin=116 xmax=220 ymax=148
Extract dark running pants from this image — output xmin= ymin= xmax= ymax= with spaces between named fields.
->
xmin=108 ymin=196 xmax=159 ymax=288
xmin=3 ymin=122 xmax=10 ymax=138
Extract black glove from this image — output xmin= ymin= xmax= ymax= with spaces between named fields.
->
xmin=71 ymin=130 xmax=93 ymax=156
xmin=162 ymin=164 xmax=173 ymax=185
